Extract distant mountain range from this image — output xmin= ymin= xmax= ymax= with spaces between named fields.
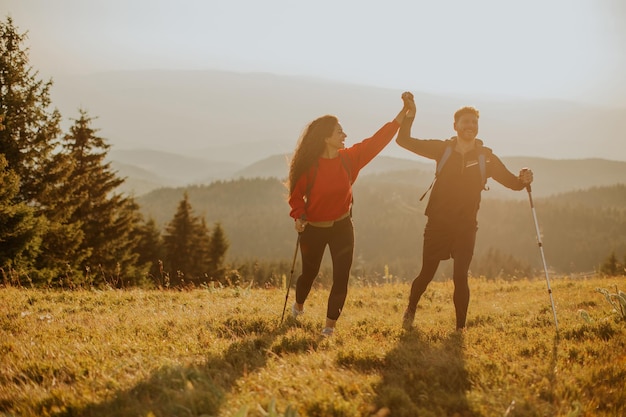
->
xmin=106 ymin=147 xmax=626 ymax=199
xmin=106 ymin=148 xmax=431 ymax=195
xmin=44 ymin=68 xmax=625 ymax=197
xmin=50 ymin=69 xmax=626 ymax=169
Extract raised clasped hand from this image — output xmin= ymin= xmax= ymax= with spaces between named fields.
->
xmin=401 ymin=91 xmax=416 ymax=113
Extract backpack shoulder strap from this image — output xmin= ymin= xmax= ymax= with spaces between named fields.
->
xmin=420 ymin=141 xmax=453 ymax=201
xmin=478 ymin=152 xmax=487 ymax=189
xmin=338 ymin=152 xmax=353 ymax=184
xmin=436 ymin=143 xmax=453 ymax=177
xmin=477 ymin=144 xmax=492 ymax=190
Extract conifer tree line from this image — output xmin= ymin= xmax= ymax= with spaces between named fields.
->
xmin=599 ymin=252 xmax=626 ymax=277
xmin=0 ymin=18 xmax=228 ymax=288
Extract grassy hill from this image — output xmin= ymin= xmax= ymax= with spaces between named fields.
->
xmin=1 ymin=276 xmax=624 ymax=416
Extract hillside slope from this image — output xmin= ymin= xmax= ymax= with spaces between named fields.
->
xmin=136 ymin=179 xmax=626 ymax=276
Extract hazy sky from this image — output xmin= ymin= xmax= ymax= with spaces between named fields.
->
xmin=1 ymin=0 xmax=625 ymax=107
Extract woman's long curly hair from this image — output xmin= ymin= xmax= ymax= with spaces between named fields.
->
xmin=287 ymin=115 xmax=338 ymax=195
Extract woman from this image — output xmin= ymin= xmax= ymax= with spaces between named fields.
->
xmin=287 ymin=93 xmax=411 ymax=336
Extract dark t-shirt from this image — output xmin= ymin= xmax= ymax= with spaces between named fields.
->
xmin=421 ymin=138 xmax=525 ymax=226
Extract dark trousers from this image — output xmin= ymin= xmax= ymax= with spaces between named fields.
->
xmin=408 ymin=219 xmax=477 ymax=329
xmin=295 ymin=217 xmax=354 ymax=321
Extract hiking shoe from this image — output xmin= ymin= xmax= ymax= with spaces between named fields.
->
xmin=321 ymin=327 xmax=334 ymax=337
xmin=291 ymin=303 xmax=304 ymax=319
xmin=402 ymin=308 xmax=416 ymax=330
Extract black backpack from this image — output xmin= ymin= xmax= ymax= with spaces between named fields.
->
xmin=419 ymin=141 xmax=487 ymax=201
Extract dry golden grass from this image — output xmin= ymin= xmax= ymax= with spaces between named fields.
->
xmin=1 ymin=276 xmax=624 ymax=417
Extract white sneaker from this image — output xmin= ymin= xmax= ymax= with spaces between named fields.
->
xmin=291 ymin=303 xmax=304 ymax=318
xmin=321 ymin=327 xmax=334 ymax=337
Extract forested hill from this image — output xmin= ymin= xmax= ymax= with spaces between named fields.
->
xmin=136 ymin=178 xmax=626 ymax=279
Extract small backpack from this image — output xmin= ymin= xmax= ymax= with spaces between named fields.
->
xmin=419 ymin=141 xmax=487 ymax=201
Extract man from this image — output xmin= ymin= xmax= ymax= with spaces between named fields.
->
xmin=396 ymin=92 xmax=533 ymax=331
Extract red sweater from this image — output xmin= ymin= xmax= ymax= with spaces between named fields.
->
xmin=289 ymin=120 xmax=400 ymax=222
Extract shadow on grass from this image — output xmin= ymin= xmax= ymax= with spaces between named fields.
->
xmin=49 ymin=315 xmax=312 ymax=417
xmin=372 ymin=330 xmax=471 ymax=417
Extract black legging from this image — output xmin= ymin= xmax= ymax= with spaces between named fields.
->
xmin=408 ymin=223 xmax=475 ymax=329
xmin=295 ymin=217 xmax=354 ymax=321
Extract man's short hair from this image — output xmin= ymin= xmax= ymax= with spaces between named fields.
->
xmin=454 ymin=106 xmax=480 ymax=123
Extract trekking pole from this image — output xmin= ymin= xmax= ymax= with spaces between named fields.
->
xmin=525 ymin=180 xmax=559 ymax=332
xmin=281 ymin=234 xmax=301 ymax=323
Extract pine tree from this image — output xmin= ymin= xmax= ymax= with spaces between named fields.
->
xmin=0 ymin=17 xmax=62 ymax=204
xmin=0 ymin=155 xmax=41 ymax=280
xmin=1 ymin=19 xmax=149 ymax=286
xmin=134 ymin=217 xmax=165 ymax=285
xmin=34 ymin=149 xmax=88 ymax=285
xmin=208 ymin=222 xmax=229 ymax=281
xmin=600 ymin=252 xmax=623 ymax=276
xmin=60 ymin=110 xmax=146 ymax=286
xmin=162 ymin=193 xmax=222 ymax=286
xmin=163 ymin=192 xmax=200 ymax=286
xmin=194 ymin=217 xmax=213 ymax=283
xmin=0 ymin=17 xmax=63 ymax=282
